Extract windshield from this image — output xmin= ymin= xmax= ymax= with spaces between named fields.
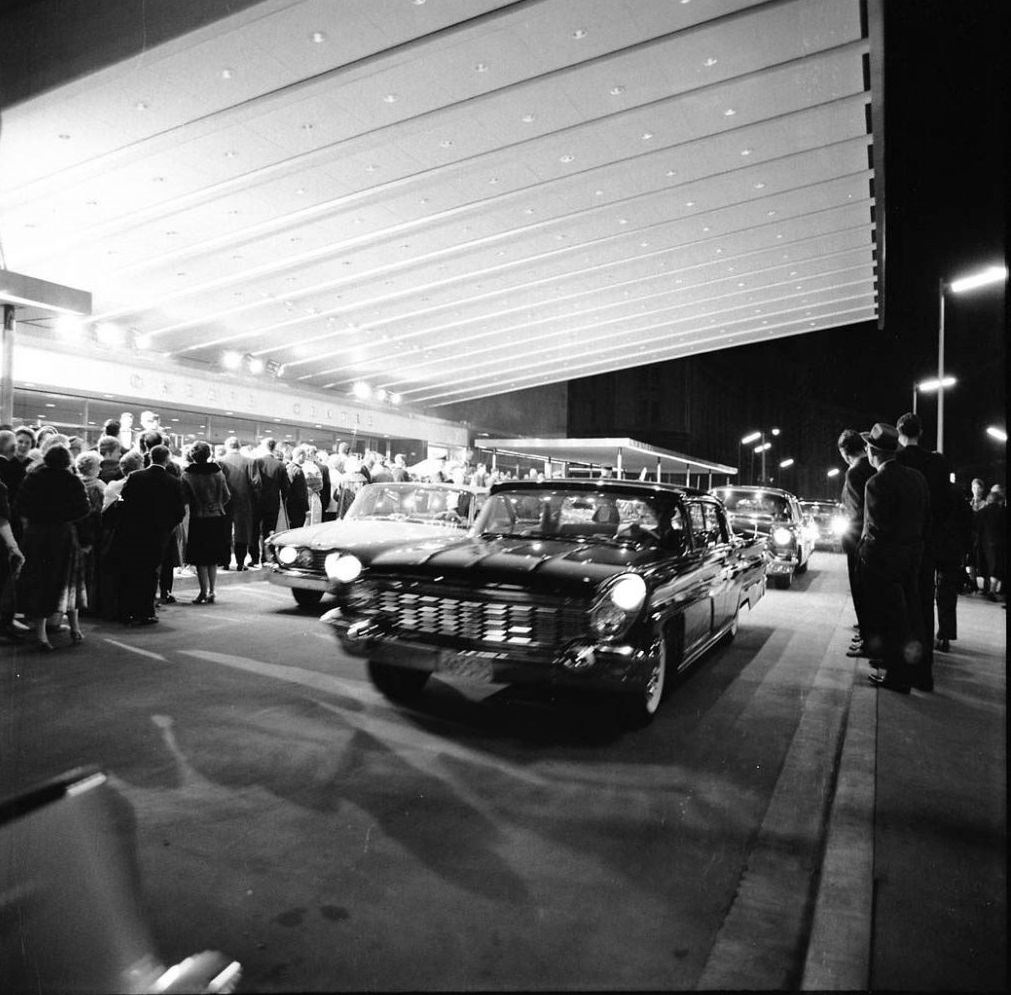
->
xmin=801 ymin=502 xmax=842 ymax=523
xmin=345 ymin=483 xmax=478 ymax=525
xmin=473 ymin=487 xmax=680 ymax=547
xmin=716 ymin=489 xmax=792 ymax=522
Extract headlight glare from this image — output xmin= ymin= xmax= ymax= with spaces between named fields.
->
xmin=325 ymin=553 xmax=363 ymax=583
xmin=589 ymin=574 xmax=648 ymax=640
xmin=277 ymin=545 xmax=298 ymax=565
xmin=772 ymin=527 xmax=794 ymax=546
xmin=610 ymin=574 xmax=647 ymax=611
xmin=831 ymin=515 xmax=848 ymax=536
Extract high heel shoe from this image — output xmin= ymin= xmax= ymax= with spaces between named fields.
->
xmin=205 ymin=594 xmax=216 ymax=605
xmin=192 ymin=593 xmax=207 ymax=604
xmin=38 ymin=640 xmax=54 ymax=653
xmin=70 ymin=630 xmax=84 ymax=644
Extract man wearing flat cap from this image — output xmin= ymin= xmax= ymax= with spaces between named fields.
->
xmin=858 ymin=422 xmax=930 ymax=693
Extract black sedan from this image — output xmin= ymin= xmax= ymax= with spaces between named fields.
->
xmin=322 ymin=479 xmax=767 ymax=727
xmin=711 ymin=485 xmax=814 ymax=588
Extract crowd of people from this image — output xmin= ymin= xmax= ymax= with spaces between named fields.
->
xmin=835 ymin=412 xmax=1005 ymax=695
xmin=0 ymin=413 xmax=496 ymax=649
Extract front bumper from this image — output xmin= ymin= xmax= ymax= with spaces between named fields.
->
xmin=266 ymin=566 xmax=331 ymax=592
xmin=766 ymin=554 xmax=797 ymax=575
xmin=321 ymin=609 xmax=650 ymax=693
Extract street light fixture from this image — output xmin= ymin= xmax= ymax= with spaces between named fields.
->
xmin=779 ymin=458 xmax=794 ymax=469
xmin=827 ymin=468 xmax=840 ymax=478
xmin=987 ymin=426 xmax=1007 ymax=443
xmin=936 ymin=264 xmax=1007 ymax=453
xmin=743 ymin=428 xmax=779 ymax=483
xmin=741 ymin=432 xmax=761 ymax=445
xmin=912 ymin=376 xmax=957 ymax=415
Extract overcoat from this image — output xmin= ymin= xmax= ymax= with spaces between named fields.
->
xmin=219 ymin=451 xmax=260 ymax=545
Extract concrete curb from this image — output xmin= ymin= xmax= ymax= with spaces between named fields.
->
xmin=800 ymin=674 xmax=877 ymax=989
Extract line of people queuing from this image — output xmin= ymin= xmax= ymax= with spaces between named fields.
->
xmin=0 ymin=418 xmax=496 ymax=650
xmin=835 ymin=412 xmax=1005 ymax=695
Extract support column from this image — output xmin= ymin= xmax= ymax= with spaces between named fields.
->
xmin=1 ymin=304 xmax=15 ymax=426
xmin=656 ymin=457 xmax=662 ymax=483
xmin=616 ymin=447 xmax=623 ymax=479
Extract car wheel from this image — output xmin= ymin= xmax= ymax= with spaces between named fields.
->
xmin=772 ymin=574 xmax=793 ymax=590
xmin=367 ymin=660 xmax=430 ymax=701
xmin=724 ymin=603 xmax=740 ymax=643
xmin=617 ymin=629 xmax=670 ymax=729
xmin=292 ymin=588 xmax=324 ymax=608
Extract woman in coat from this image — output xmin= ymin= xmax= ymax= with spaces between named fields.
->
xmin=13 ymin=444 xmax=91 ymax=649
xmin=75 ymin=451 xmax=106 ymax=614
xmin=285 ymin=446 xmax=310 ymax=529
xmin=181 ymin=441 xmax=230 ymax=604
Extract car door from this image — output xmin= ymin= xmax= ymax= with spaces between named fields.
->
xmin=701 ymin=499 xmax=739 ymax=627
xmin=681 ymin=500 xmax=720 ymax=652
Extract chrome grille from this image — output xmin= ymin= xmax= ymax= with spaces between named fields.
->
xmin=371 ymin=585 xmax=586 ymax=649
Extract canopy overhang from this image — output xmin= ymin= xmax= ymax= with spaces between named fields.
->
xmin=476 ymin=437 xmax=737 ymax=480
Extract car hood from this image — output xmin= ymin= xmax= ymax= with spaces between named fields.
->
xmin=269 ymin=518 xmax=463 ymax=553
xmin=367 ymin=534 xmax=672 ymax=596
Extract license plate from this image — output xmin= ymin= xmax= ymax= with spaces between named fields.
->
xmin=436 ymin=652 xmax=496 ymax=683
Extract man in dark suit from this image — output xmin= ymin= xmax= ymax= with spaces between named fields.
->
xmin=859 ymin=423 xmax=930 ymax=693
xmin=837 ymin=428 xmax=875 ymax=656
xmin=115 ymin=445 xmax=185 ymax=625
xmin=253 ymin=438 xmax=290 ymax=559
xmin=894 ymin=412 xmax=952 ymax=690
xmin=220 ymin=437 xmax=260 ymax=569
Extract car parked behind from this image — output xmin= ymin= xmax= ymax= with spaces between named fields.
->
xmin=264 ymin=481 xmax=485 ymax=608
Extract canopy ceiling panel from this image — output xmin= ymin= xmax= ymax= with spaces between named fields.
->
xmin=1 ymin=0 xmax=881 ymax=408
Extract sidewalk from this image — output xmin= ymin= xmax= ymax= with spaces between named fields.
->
xmin=803 ymin=593 xmax=1007 ymax=991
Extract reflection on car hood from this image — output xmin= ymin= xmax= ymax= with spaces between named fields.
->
xmin=727 ymin=513 xmax=793 ymax=537
xmin=269 ymin=518 xmax=463 ymax=552
xmin=368 ymin=534 xmax=671 ymax=594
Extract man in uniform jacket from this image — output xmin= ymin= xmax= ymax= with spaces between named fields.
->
xmin=894 ymin=412 xmax=952 ymax=689
xmin=837 ymin=428 xmax=875 ymax=654
xmin=114 ymin=445 xmax=185 ymax=624
xmin=220 ymin=436 xmax=260 ymax=570
xmin=253 ymin=438 xmax=290 ymax=559
xmin=859 ymin=423 xmax=930 ymax=693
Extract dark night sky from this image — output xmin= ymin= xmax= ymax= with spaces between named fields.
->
xmin=732 ymin=0 xmax=1006 ymax=479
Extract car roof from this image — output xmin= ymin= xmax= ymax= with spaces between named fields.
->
xmin=488 ymin=476 xmax=709 ymax=499
xmin=711 ymin=484 xmax=796 ymax=498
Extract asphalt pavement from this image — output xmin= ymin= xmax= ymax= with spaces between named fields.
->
xmin=1 ymin=554 xmax=1005 ymax=991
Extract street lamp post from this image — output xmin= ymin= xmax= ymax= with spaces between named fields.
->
xmin=936 ymin=264 xmax=1007 ymax=453
xmin=741 ymin=428 xmax=778 ymax=484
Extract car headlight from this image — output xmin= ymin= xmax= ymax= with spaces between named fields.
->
xmin=589 ymin=574 xmax=648 ymax=641
xmin=277 ymin=545 xmax=298 ymax=565
xmin=831 ymin=515 xmax=848 ymax=536
xmin=325 ymin=552 xmax=363 ymax=583
xmin=772 ymin=527 xmax=794 ymax=546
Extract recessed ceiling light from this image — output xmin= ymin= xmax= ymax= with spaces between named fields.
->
xmin=365 ymin=164 xmax=378 ymax=172
xmin=474 ymin=62 xmax=489 ymax=72
xmin=301 ymin=123 xmax=314 ymax=131
xmin=609 ymin=85 xmax=626 ymax=95
xmin=521 ymin=113 xmax=535 ymax=123
xmin=135 ymin=101 xmax=148 ymax=111
xmin=641 ymin=132 xmax=654 ymax=141
xmin=488 ymin=176 xmax=499 ymax=184
xmin=165 ymin=230 xmax=177 ymax=236
xmin=776 ymin=233 xmax=784 ymax=239
xmin=724 ymin=108 xmax=736 ymax=117
xmin=220 ymin=68 xmax=234 ymax=79
xmin=685 ymin=200 xmax=695 ymax=207
xmin=152 ymin=176 xmax=166 ymax=182
xmin=439 ymin=139 xmax=454 ymax=148
xmin=224 ymin=150 xmax=237 ymax=158
xmin=618 ymin=218 xmax=628 ymax=225
xmin=594 ymin=189 xmax=604 ymax=196
xmin=296 ymin=187 xmax=305 ymax=194
xmin=289 ymin=237 xmax=301 ymax=243
xmin=789 ymin=271 xmax=798 ymax=276
xmin=704 ymin=57 xmax=718 ymax=67
xmin=737 ymin=282 xmax=745 ymax=288
xmin=665 ymin=169 xmax=676 ymax=177
xmin=559 ymin=154 xmax=575 ymax=163
xmin=58 ymin=133 xmax=71 ymax=140
xmin=226 ymin=209 xmax=240 ymax=215
xmin=523 ymin=207 xmax=534 ymax=214
xmin=766 ymin=210 xmax=776 ymax=216
xmin=715 ymin=248 xmax=724 ymax=254
xmin=740 ymin=148 xmax=753 ymax=156
xmin=640 ymin=241 xmax=649 ymax=248
xmin=572 ymin=28 xmax=587 ymax=39
xmin=383 ymin=93 xmax=397 ymax=103
xmin=176 ymin=271 xmax=186 ymax=277
xmin=412 ymin=0 xmax=426 ymax=5
xmin=311 ymin=31 xmax=326 ymax=43
xmin=702 ymin=226 xmax=711 ymax=232
xmin=754 ymin=182 xmax=766 ymax=189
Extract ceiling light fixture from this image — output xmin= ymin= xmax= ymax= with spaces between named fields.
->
xmin=383 ymin=93 xmax=397 ymax=103
xmin=641 ymin=132 xmax=654 ymax=141
xmin=724 ymin=108 xmax=736 ymax=116
xmin=572 ymin=28 xmax=587 ymax=39
xmin=559 ymin=154 xmax=574 ymax=163
xmin=222 ymin=351 xmax=242 ymax=370
xmin=704 ymin=57 xmax=718 ymax=67
xmin=220 ymin=68 xmax=234 ymax=79
xmin=740 ymin=148 xmax=753 ymax=156
xmin=521 ymin=113 xmax=535 ymax=123
xmin=754 ymin=182 xmax=766 ymax=189
xmin=135 ymin=101 xmax=148 ymax=111
xmin=474 ymin=62 xmax=489 ymax=72
xmin=311 ymin=31 xmax=326 ymax=43
xmin=609 ymin=85 xmax=625 ymax=95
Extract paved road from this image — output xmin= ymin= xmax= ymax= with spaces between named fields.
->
xmin=2 ymin=552 xmax=856 ymax=991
